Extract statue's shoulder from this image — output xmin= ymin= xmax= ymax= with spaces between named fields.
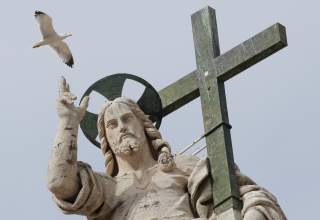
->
xmin=175 ymin=155 xmax=210 ymax=198
xmin=174 ymin=154 xmax=202 ymax=175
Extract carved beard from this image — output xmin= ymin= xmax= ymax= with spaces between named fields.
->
xmin=113 ymin=137 xmax=140 ymax=156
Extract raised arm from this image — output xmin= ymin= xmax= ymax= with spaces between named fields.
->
xmin=47 ymin=77 xmax=89 ymax=200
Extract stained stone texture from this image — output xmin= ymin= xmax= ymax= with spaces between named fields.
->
xmin=47 ymin=78 xmax=287 ymax=220
xmin=47 ymin=5 xmax=288 ymax=220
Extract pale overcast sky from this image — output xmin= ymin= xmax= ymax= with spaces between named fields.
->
xmin=0 ymin=1 xmax=319 ymax=219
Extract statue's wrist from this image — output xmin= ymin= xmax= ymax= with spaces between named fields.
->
xmin=58 ymin=118 xmax=79 ymax=129
xmin=55 ymin=119 xmax=79 ymax=144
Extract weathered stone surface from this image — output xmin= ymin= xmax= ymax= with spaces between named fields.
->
xmin=48 ymin=78 xmax=287 ymax=220
xmin=47 ymin=5 xmax=288 ymax=220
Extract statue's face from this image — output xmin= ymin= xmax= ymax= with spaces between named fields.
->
xmin=104 ymin=102 xmax=147 ymax=156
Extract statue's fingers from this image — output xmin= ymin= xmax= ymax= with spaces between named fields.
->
xmin=78 ymin=96 xmax=89 ymax=120
xmin=65 ymin=82 xmax=70 ymax=92
xmin=67 ymin=92 xmax=77 ymax=101
xmin=79 ymin=96 xmax=89 ymax=111
xmin=58 ymin=96 xmax=69 ymax=104
xmin=59 ymin=93 xmax=76 ymax=105
xmin=57 ymin=97 xmax=63 ymax=103
xmin=57 ymin=96 xmax=68 ymax=106
xmin=59 ymin=76 xmax=67 ymax=95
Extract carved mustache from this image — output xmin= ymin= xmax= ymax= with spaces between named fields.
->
xmin=119 ymin=133 xmax=136 ymax=142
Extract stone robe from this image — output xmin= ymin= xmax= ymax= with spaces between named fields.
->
xmin=53 ymin=155 xmax=286 ymax=220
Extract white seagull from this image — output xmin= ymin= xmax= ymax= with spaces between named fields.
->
xmin=33 ymin=10 xmax=74 ymax=68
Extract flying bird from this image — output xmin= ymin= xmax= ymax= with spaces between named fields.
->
xmin=33 ymin=10 xmax=74 ymax=68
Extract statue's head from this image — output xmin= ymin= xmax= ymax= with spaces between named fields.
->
xmin=97 ymin=97 xmax=174 ymax=176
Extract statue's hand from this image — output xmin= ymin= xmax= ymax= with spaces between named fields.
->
xmin=158 ymin=150 xmax=175 ymax=172
xmin=56 ymin=77 xmax=89 ymax=125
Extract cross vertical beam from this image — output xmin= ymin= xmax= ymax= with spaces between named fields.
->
xmin=191 ymin=7 xmax=242 ymax=219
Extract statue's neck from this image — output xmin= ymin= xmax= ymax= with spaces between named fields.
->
xmin=116 ymin=142 xmax=156 ymax=176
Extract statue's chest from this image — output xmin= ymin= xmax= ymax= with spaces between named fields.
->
xmin=111 ymin=170 xmax=192 ymax=219
xmin=115 ymin=167 xmax=188 ymax=193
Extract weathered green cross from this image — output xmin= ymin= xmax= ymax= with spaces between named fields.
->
xmin=159 ymin=6 xmax=287 ymax=219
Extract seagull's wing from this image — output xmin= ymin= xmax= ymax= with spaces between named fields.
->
xmin=34 ymin=10 xmax=57 ymax=38
xmin=50 ymin=41 xmax=74 ymax=68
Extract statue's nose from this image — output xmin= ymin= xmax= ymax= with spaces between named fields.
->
xmin=119 ymin=121 xmax=128 ymax=133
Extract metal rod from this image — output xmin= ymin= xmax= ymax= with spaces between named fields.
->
xmin=192 ymin=145 xmax=207 ymax=156
xmin=177 ymin=122 xmax=231 ymax=155
xmin=177 ymin=136 xmax=203 ymax=154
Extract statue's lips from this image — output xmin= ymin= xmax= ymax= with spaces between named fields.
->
xmin=119 ymin=133 xmax=135 ymax=142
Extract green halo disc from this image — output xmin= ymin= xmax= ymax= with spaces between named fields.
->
xmin=80 ymin=73 xmax=163 ymax=148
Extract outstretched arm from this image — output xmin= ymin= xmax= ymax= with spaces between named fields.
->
xmin=47 ymin=77 xmax=89 ymax=200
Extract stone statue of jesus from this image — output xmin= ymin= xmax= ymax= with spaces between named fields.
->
xmin=47 ymin=78 xmax=287 ymax=220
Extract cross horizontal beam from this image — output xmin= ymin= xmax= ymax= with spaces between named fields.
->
xmin=159 ymin=23 xmax=287 ymax=117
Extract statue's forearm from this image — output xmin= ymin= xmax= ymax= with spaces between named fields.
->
xmin=47 ymin=118 xmax=81 ymax=200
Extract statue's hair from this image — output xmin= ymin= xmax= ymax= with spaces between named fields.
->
xmin=97 ymin=97 xmax=173 ymax=176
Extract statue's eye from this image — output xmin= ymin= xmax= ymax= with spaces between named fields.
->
xmin=106 ymin=120 xmax=117 ymax=129
xmin=122 ymin=114 xmax=134 ymax=122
